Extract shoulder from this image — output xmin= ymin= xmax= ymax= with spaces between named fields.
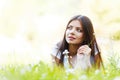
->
xmin=50 ymin=41 xmax=62 ymax=59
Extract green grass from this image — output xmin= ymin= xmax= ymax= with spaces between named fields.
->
xmin=111 ymin=30 xmax=120 ymax=40
xmin=0 ymin=58 xmax=120 ymax=80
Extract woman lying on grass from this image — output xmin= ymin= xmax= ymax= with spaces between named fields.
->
xmin=51 ymin=15 xmax=104 ymax=71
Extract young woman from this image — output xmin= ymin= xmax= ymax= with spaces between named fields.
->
xmin=51 ymin=15 xmax=104 ymax=70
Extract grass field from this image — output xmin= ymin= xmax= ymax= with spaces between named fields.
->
xmin=0 ymin=58 xmax=120 ymax=80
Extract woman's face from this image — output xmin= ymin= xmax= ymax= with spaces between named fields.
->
xmin=65 ymin=20 xmax=84 ymax=45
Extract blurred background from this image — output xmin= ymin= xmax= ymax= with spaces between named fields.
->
xmin=0 ymin=0 xmax=120 ymax=65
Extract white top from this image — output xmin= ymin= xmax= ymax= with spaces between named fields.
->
xmin=51 ymin=42 xmax=99 ymax=59
xmin=50 ymin=42 xmax=99 ymax=69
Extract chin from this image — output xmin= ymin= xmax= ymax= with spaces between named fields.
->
xmin=68 ymin=42 xmax=78 ymax=45
xmin=66 ymin=40 xmax=80 ymax=45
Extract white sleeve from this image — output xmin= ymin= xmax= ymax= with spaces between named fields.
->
xmin=50 ymin=42 xmax=61 ymax=59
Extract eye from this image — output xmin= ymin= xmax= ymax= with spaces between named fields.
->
xmin=76 ymin=28 xmax=83 ymax=32
xmin=67 ymin=25 xmax=73 ymax=30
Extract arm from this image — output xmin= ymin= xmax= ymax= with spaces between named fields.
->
xmin=75 ymin=45 xmax=92 ymax=70
xmin=50 ymin=42 xmax=61 ymax=66
xmin=51 ymin=54 xmax=60 ymax=66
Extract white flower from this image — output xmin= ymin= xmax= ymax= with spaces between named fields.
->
xmin=113 ymin=76 xmax=120 ymax=80
xmin=41 ymin=73 xmax=47 ymax=79
xmin=116 ymin=60 xmax=120 ymax=69
xmin=20 ymin=66 xmax=32 ymax=75
xmin=65 ymin=69 xmax=74 ymax=74
xmin=1 ymin=76 xmax=8 ymax=80
xmin=79 ymin=74 xmax=87 ymax=80
xmin=95 ymin=69 xmax=100 ymax=74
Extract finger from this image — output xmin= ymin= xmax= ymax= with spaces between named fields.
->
xmin=78 ymin=45 xmax=88 ymax=50
xmin=78 ymin=47 xmax=86 ymax=54
xmin=78 ymin=45 xmax=91 ymax=55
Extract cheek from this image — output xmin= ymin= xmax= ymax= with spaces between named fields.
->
xmin=77 ymin=33 xmax=84 ymax=40
xmin=65 ymin=30 xmax=69 ymax=36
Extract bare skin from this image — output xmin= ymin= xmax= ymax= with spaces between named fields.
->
xmin=65 ymin=20 xmax=91 ymax=69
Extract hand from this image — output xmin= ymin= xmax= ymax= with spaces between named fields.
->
xmin=75 ymin=45 xmax=92 ymax=70
xmin=77 ymin=45 xmax=91 ymax=56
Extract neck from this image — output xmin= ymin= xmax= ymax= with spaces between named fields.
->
xmin=68 ymin=44 xmax=81 ymax=56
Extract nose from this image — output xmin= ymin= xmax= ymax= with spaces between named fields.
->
xmin=69 ymin=28 xmax=75 ymax=34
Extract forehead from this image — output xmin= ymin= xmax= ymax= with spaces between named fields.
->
xmin=68 ymin=20 xmax=82 ymax=28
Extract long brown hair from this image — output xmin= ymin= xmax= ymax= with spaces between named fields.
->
xmin=57 ymin=15 xmax=103 ymax=68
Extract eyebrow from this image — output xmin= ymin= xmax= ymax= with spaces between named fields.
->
xmin=68 ymin=25 xmax=80 ymax=28
xmin=69 ymin=25 xmax=83 ymax=29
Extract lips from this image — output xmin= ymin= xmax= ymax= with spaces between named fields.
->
xmin=68 ymin=36 xmax=76 ymax=40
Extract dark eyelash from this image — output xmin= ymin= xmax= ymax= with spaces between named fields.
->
xmin=67 ymin=25 xmax=72 ymax=29
xmin=79 ymin=30 xmax=83 ymax=32
xmin=77 ymin=29 xmax=83 ymax=32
